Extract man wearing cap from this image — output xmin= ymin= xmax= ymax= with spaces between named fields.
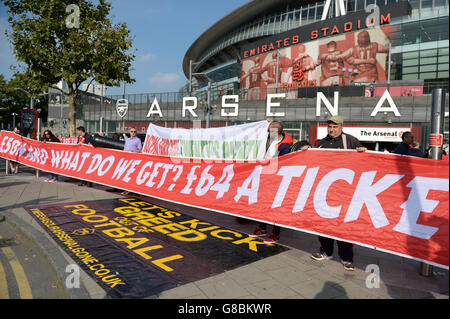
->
xmin=303 ymin=115 xmax=366 ymax=271
xmin=316 ymin=115 xmax=367 ymax=151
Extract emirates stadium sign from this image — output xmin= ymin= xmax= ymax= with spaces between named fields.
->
xmin=240 ymin=1 xmax=412 ymax=59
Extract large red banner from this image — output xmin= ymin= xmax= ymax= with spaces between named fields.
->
xmin=1 ymin=130 xmax=448 ymax=268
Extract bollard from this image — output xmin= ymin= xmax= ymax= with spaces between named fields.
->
xmin=5 ymin=159 xmax=10 ymax=175
xmin=36 ymin=118 xmax=41 ymax=178
xmin=420 ymin=263 xmax=433 ymax=277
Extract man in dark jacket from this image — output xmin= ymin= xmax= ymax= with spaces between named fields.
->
xmin=394 ymin=131 xmax=413 ymax=155
xmin=316 ymin=116 xmax=367 ymax=151
xmin=303 ymin=115 xmax=366 ymax=271
xmin=76 ymin=126 xmax=93 ymax=145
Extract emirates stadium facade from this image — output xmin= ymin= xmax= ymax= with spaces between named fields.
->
xmin=183 ymin=0 xmax=448 ymax=95
xmin=48 ymin=0 xmax=449 ymax=151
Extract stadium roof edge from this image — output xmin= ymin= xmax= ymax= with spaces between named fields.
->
xmin=182 ymin=0 xmax=313 ymax=78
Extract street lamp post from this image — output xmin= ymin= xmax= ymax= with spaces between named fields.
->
xmin=191 ymin=72 xmax=213 ymax=128
xmin=189 ymin=60 xmax=201 ymax=95
xmin=12 ymin=113 xmax=18 ymax=128
xmin=15 ymin=87 xmax=49 ymax=109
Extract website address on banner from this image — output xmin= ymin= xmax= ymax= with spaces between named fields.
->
xmin=30 ymin=208 xmax=126 ymax=288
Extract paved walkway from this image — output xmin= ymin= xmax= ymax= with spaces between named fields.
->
xmin=0 ymin=159 xmax=448 ymax=299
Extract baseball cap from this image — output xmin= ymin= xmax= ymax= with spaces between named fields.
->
xmin=327 ymin=115 xmax=344 ymax=125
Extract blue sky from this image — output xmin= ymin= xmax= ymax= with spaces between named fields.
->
xmin=0 ymin=0 xmax=247 ymax=95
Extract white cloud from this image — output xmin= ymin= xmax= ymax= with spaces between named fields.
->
xmin=139 ymin=52 xmax=156 ymax=62
xmin=149 ymin=72 xmax=181 ymax=85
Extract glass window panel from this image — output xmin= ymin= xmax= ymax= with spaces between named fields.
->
xmin=403 ymin=73 xmax=419 ymax=80
xmin=309 ymin=8 xmax=315 ymax=19
xmin=366 ymin=0 xmax=375 ymax=5
xmin=438 ymin=71 xmax=449 ymax=78
xmin=376 ymin=0 xmax=386 ymax=6
xmin=356 ymin=0 xmax=365 ymax=10
xmin=438 ymin=55 xmax=449 ymax=63
xmin=438 ymin=47 xmax=449 ymax=55
xmin=347 ymin=0 xmax=355 ymax=11
xmin=419 ymin=72 xmax=436 ymax=79
xmin=438 ymin=63 xmax=449 ymax=70
xmin=420 ymin=57 xmax=437 ymax=64
xmin=386 ymin=0 xmax=397 ymax=4
xmin=439 ymin=31 xmax=449 ymax=41
xmin=316 ymin=5 xmax=324 ymax=17
xmin=420 ymin=65 xmax=437 ymax=72
xmin=421 ymin=0 xmax=433 ymax=8
xmin=302 ymin=9 xmax=308 ymax=19
xmin=403 ymin=51 xmax=419 ymax=59
xmin=420 ymin=31 xmax=438 ymax=42
xmin=434 ymin=0 xmax=446 ymax=6
xmin=402 ymin=22 xmax=420 ymax=44
xmin=403 ymin=59 xmax=419 ymax=66
xmin=409 ymin=0 xmax=420 ymax=9
xmin=403 ymin=66 xmax=419 ymax=73
xmin=391 ymin=53 xmax=402 ymax=63
xmin=420 ymin=49 xmax=437 ymax=57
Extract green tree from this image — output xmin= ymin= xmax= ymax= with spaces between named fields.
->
xmin=0 ymin=73 xmax=47 ymax=129
xmin=3 ymin=0 xmax=135 ymax=136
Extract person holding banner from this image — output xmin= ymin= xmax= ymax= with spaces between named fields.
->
xmin=76 ymin=126 xmax=93 ymax=145
xmin=77 ymin=126 xmax=93 ymax=187
xmin=9 ymin=126 xmax=25 ymax=174
xmin=122 ymin=127 xmax=142 ymax=153
xmin=304 ymin=115 xmax=366 ymax=271
xmin=43 ymin=130 xmax=61 ymax=182
xmin=121 ymin=127 xmax=142 ymax=195
xmin=250 ymin=121 xmax=293 ymax=243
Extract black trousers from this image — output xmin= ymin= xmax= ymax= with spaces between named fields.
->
xmin=259 ymin=223 xmax=280 ymax=236
xmin=319 ymin=236 xmax=353 ymax=262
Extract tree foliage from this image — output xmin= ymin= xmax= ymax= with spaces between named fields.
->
xmin=3 ymin=0 xmax=135 ymax=135
xmin=0 ymin=73 xmax=48 ymax=129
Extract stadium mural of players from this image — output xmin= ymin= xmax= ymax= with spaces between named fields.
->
xmin=240 ymin=26 xmax=391 ymax=100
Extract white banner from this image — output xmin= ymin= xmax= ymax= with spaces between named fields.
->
xmin=142 ymin=121 xmax=270 ymax=160
xmin=317 ymin=126 xmax=412 ymax=142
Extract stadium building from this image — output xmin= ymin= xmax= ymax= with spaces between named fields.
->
xmin=48 ymin=0 xmax=449 ymax=151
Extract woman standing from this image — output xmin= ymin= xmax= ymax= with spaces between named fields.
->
xmin=42 ymin=130 xmax=61 ymax=182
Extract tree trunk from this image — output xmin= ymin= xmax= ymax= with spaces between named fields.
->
xmin=68 ymin=93 xmax=76 ymax=137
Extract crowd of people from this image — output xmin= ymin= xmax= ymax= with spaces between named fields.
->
xmin=5 ymin=119 xmax=448 ymax=272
